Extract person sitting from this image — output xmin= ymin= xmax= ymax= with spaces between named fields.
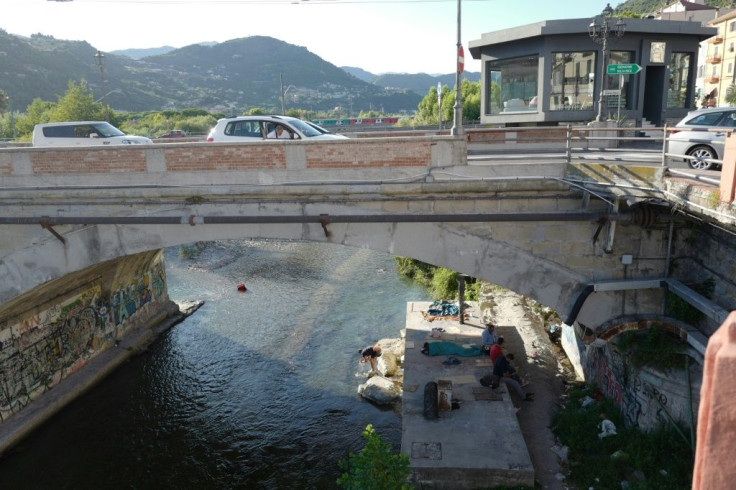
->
xmin=481 ymin=322 xmax=498 ymax=354
xmin=490 ymin=336 xmax=505 ymax=364
xmin=493 ymin=352 xmax=533 ymax=403
xmin=358 ymin=344 xmax=382 ymax=373
xmin=267 ymin=125 xmax=291 ymax=139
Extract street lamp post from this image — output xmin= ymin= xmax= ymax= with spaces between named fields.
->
xmin=589 ymin=3 xmax=625 ymax=122
xmin=94 ymin=50 xmax=111 ymax=121
xmin=451 ymin=0 xmax=463 ymax=135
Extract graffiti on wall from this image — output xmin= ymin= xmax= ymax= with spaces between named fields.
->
xmin=0 ymin=259 xmax=167 ymax=422
xmin=584 ymin=340 xmax=676 ymax=429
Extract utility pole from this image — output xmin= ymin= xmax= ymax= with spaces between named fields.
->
xmin=280 ymin=73 xmax=285 ymax=115
xmin=438 ymin=82 xmax=442 ymax=131
xmin=451 ymin=0 xmax=463 ymax=136
xmin=94 ymin=50 xmax=111 ymax=121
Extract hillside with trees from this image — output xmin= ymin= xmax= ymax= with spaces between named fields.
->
xmin=615 ymin=0 xmax=736 ymax=15
xmin=0 ymin=30 xmax=421 ymax=115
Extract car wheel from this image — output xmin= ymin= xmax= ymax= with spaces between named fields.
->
xmin=687 ymin=145 xmax=717 ymax=170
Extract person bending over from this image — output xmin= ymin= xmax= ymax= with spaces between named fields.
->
xmin=358 ymin=344 xmax=382 ymax=373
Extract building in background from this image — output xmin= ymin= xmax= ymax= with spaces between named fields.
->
xmin=653 ymin=0 xmax=720 ymax=23
xmin=469 ymin=18 xmax=714 ymax=127
xmin=700 ymin=10 xmax=736 ymax=107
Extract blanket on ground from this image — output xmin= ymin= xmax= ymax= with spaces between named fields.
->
xmin=427 ymin=341 xmax=482 ymax=357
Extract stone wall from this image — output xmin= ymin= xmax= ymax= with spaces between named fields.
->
xmin=670 ymin=223 xmax=736 ymax=335
xmin=0 ymin=249 xmax=174 ymax=423
xmin=561 ymin=321 xmax=702 ymax=431
xmin=582 ymin=339 xmax=701 ymax=431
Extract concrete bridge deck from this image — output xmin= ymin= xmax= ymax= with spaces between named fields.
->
xmin=401 ymin=302 xmax=534 ymax=488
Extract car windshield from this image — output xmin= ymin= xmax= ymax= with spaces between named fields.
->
xmin=91 ymin=122 xmax=126 ymax=138
xmin=305 ymin=121 xmax=331 ymax=134
xmin=286 ymin=118 xmax=322 ymax=138
xmin=684 ymin=112 xmax=727 ymax=127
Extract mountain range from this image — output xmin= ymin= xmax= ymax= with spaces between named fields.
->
xmin=0 ymin=29 xmax=478 ymax=115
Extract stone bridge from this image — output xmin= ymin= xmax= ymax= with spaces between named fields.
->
xmin=0 ymin=136 xmax=691 ymax=328
xmin=0 ymin=134 xmax=734 ymax=448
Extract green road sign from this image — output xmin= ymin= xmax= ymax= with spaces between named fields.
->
xmin=607 ymin=63 xmax=642 ymax=75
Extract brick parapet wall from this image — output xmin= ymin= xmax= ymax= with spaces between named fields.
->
xmin=0 ymin=137 xmax=460 ymax=179
xmin=30 ymin=148 xmax=147 ymax=174
xmin=306 ymin=139 xmax=430 ymax=168
xmin=163 ymin=145 xmax=286 ymax=171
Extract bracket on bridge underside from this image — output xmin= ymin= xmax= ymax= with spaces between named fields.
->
xmin=604 ymin=200 xmax=618 ymax=253
xmin=591 ymin=200 xmax=618 ymax=253
xmin=40 ymin=217 xmax=66 ymax=244
xmin=319 ymin=214 xmax=331 ymax=237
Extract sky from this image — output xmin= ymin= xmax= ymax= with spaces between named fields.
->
xmin=4 ymin=0 xmax=617 ymax=75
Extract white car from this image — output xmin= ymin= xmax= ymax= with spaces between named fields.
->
xmin=32 ymin=121 xmax=153 ymax=147
xmin=206 ymin=115 xmax=347 ymax=142
xmin=668 ymin=107 xmax=736 ymax=170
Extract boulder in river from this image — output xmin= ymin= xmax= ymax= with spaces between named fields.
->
xmin=358 ymin=375 xmax=401 ymax=405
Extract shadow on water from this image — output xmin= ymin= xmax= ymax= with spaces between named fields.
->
xmin=0 ymin=239 xmax=430 ymax=489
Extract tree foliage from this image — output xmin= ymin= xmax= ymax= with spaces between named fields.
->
xmin=726 ymin=84 xmax=736 ymax=106
xmin=337 ymin=425 xmax=411 ymax=490
xmin=408 ymin=80 xmax=481 ymax=126
xmin=48 ymin=80 xmax=109 ymax=123
xmin=0 ymin=89 xmax=8 ymax=114
xmin=393 ymin=257 xmax=480 ymax=301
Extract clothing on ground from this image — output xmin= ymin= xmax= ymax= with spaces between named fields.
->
xmin=427 ymin=341 xmax=482 ymax=357
xmin=426 ymin=301 xmax=459 ymax=317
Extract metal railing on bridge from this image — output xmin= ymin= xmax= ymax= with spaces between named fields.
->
xmin=465 ymin=124 xmax=728 ymax=190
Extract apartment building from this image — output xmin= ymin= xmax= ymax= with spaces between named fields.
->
xmin=702 ymin=10 xmax=736 ymax=107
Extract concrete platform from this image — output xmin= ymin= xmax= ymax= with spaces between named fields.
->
xmin=401 ymin=302 xmax=534 ymax=489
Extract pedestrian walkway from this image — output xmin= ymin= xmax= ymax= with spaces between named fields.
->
xmin=401 ymin=302 xmax=534 ymax=489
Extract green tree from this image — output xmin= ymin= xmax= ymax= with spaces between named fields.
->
xmin=410 ymin=80 xmax=481 ymax=127
xmin=0 ymin=89 xmax=8 ymax=114
xmin=337 ymin=425 xmax=411 ymax=490
xmin=413 ymin=84 xmax=446 ymax=126
xmin=245 ymin=107 xmax=267 ymax=115
xmin=48 ymin=80 xmax=108 ymax=122
xmin=12 ymin=98 xmax=55 ymax=140
xmin=725 ymin=84 xmax=736 ymax=106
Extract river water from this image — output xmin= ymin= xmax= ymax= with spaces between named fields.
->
xmin=0 ymin=239 xmax=430 ymax=489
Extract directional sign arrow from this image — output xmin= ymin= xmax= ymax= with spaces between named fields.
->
xmin=607 ymin=63 xmax=642 ymax=75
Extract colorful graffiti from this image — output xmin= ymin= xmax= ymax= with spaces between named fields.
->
xmin=584 ymin=340 xmax=678 ymax=429
xmin=0 ymin=257 xmax=168 ymax=421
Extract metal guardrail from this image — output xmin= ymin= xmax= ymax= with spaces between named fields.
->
xmin=466 ymin=124 xmax=727 ymax=179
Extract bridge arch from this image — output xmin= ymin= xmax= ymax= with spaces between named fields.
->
xmin=1 ymin=197 xmax=664 ymax=334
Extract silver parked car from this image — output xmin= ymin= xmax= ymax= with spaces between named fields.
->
xmin=206 ymin=115 xmax=347 ymax=142
xmin=668 ymin=107 xmax=736 ymax=170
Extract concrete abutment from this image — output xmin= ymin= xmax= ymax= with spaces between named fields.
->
xmin=0 ymin=249 xmax=187 ymax=454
